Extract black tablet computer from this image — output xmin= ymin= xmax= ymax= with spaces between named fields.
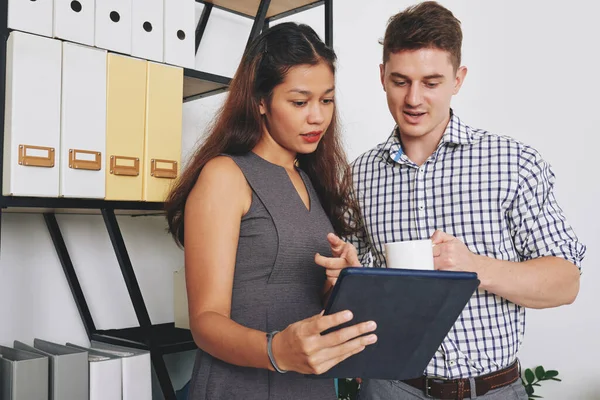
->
xmin=316 ymin=267 xmax=480 ymax=380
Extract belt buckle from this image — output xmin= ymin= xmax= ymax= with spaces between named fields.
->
xmin=424 ymin=376 xmax=434 ymax=398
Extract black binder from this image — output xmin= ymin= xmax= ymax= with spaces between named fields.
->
xmin=316 ymin=267 xmax=480 ymax=380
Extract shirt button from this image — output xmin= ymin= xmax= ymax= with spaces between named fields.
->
xmin=419 ymin=168 xmax=424 ymax=174
xmin=418 ymin=205 xmax=425 ymax=210
xmin=449 ymin=361 xmax=456 ymax=366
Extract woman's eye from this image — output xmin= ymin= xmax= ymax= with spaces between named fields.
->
xmin=292 ymin=101 xmax=307 ymax=107
xmin=322 ymin=98 xmax=335 ymax=105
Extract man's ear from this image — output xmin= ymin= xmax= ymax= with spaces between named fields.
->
xmin=453 ymin=66 xmax=468 ymax=95
xmin=379 ymin=64 xmax=386 ymax=92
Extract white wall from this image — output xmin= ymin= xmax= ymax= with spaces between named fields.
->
xmin=1 ymin=1 xmax=597 ymax=399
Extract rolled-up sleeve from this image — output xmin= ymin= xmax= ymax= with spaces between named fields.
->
xmin=507 ymin=147 xmax=586 ymax=268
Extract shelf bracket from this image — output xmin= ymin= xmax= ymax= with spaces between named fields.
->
xmin=153 ymin=351 xmax=177 ymax=400
xmin=43 ymin=213 xmax=97 ymax=339
xmin=101 ymin=209 xmax=153 ymax=328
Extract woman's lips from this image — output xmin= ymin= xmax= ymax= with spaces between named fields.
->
xmin=300 ymin=131 xmax=322 ymax=143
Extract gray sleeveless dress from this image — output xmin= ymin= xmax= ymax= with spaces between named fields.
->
xmin=187 ymin=152 xmax=337 ymax=399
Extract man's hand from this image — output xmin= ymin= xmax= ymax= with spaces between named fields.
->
xmin=315 ymin=233 xmax=361 ymax=287
xmin=430 ymin=230 xmax=580 ymax=308
xmin=431 ymin=230 xmax=480 ymax=273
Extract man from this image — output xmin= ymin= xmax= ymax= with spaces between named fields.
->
xmin=348 ymin=2 xmax=586 ymax=399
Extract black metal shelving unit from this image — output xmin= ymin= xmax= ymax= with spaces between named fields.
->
xmin=184 ymin=0 xmax=333 ymax=102
xmin=42 ymin=210 xmax=196 ymax=399
xmin=0 ymin=1 xmax=333 ymax=399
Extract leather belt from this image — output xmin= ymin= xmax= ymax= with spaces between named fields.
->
xmin=401 ymin=361 xmax=520 ymax=399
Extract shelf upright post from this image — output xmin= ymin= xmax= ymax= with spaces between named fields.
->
xmin=247 ymin=0 xmax=272 ymax=47
xmin=325 ymin=0 xmax=333 ymax=47
xmin=0 ymin=0 xmax=9 ymax=246
xmin=195 ymin=3 xmax=213 ymax=54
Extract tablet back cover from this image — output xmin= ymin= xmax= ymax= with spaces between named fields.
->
xmin=317 ymin=268 xmax=479 ymax=380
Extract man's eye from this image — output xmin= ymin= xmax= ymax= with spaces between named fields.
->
xmin=393 ymin=81 xmax=407 ymax=86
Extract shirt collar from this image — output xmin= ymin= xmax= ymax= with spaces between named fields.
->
xmin=441 ymin=111 xmax=473 ymax=146
xmin=384 ymin=110 xmax=474 ymax=164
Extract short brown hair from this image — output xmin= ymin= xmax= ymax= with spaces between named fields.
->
xmin=383 ymin=1 xmax=462 ymax=70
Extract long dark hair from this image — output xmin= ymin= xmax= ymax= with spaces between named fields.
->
xmin=165 ymin=22 xmax=360 ymax=246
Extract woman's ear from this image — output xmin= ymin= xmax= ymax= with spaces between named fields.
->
xmin=259 ymin=99 xmax=266 ymax=115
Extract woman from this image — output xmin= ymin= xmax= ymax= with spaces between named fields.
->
xmin=165 ymin=22 xmax=376 ymax=399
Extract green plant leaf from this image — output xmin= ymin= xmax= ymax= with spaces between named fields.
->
xmin=550 ymin=378 xmax=562 ymax=382
xmin=525 ymin=369 xmax=535 ymax=384
xmin=530 ymin=395 xmax=543 ymax=398
xmin=533 ymin=383 xmax=541 ymax=387
xmin=535 ymin=366 xmax=546 ymax=380
xmin=545 ymin=370 xmax=559 ymax=379
xmin=525 ymin=385 xmax=534 ymax=395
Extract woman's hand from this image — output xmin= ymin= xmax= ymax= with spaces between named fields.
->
xmin=315 ymin=233 xmax=362 ymax=288
xmin=271 ymin=310 xmax=377 ymax=375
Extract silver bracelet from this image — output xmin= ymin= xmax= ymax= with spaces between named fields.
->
xmin=266 ymin=330 xmax=288 ymax=374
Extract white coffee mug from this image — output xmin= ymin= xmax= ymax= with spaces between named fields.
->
xmin=384 ymin=239 xmax=434 ymax=270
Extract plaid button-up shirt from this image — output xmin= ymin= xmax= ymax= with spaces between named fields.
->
xmin=347 ymin=111 xmax=585 ymax=379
